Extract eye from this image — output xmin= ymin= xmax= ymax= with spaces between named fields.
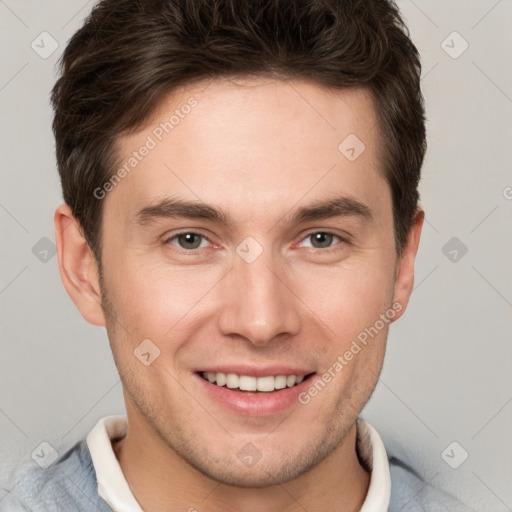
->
xmin=165 ymin=232 xmax=210 ymax=251
xmin=300 ymin=232 xmax=343 ymax=249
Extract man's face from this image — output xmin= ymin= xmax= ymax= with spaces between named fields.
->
xmin=99 ymin=77 xmax=402 ymax=486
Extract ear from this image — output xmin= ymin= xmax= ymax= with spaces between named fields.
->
xmin=54 ymin=203 xmax=106 ymax=327
xmin=390 ymin=208 xmax=424 ymax=322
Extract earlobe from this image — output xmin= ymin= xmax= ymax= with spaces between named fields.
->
xmin=54 ymin=203 xmax=107 ymax=327
xmin=390 ymin=208 xmax=425 ymax=322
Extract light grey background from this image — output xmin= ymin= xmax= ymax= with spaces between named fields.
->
xmin=1 ymin=1 xmax=511 ymax=509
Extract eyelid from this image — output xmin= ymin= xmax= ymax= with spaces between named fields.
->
xmin=164 ymin=229 xmax=209 ymax=239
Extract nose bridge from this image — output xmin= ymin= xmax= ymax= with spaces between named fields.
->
xmin=218 ymin=244 xmax=300 ymax=345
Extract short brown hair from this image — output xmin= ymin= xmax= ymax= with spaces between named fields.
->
xmin=51 ymin=0 xmax=426 ymax=261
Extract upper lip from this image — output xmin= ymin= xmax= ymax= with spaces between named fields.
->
xmin=195 ymin=365 xmax=316 ymax=378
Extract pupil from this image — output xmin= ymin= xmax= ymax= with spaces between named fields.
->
xmin=313 ymin=232 xmax=332 ymax=248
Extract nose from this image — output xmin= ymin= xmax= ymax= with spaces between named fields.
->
xmin=217 ymin=247 xmax=301 ymax=346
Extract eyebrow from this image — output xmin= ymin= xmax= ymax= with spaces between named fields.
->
xmin=133 ymin=195 xmax=374 ymax=228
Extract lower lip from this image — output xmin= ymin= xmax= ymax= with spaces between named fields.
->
xmin=194 ymin=373 xmax=316 ymax=417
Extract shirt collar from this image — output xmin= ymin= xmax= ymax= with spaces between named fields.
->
xmin=356 ymin=417 xmax=392 ymax=511
xmin=87 ymin=415 xmax=390 ymax=511
xmin=86 ymin=415 xmax=143 ymax=512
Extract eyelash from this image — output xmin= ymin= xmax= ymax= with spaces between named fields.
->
xmin=163 ymin=231 xmax=347 ymax=253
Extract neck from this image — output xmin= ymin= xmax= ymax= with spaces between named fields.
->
xmin=113 ymin=409 xmax=371 ymax=512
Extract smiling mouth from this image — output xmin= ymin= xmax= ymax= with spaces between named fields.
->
xmin=199 ymin=371 xmax=315 ymax=393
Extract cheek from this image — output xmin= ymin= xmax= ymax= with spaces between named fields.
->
xmin=293 ymin=259 xmax=395 ymax=342
xmin=106 ymin=260 xmax=224 ymax=339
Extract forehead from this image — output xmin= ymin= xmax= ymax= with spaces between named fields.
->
xmin=108 ymin=77 xmax=389 ymax=228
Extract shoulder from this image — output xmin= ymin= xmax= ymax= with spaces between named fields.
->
xmin=388 ymin=456 xmax=476 ymax=512
xmin=1 ymin=440 xmax=111 ymax=512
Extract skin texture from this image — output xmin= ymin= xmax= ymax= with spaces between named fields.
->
xmin=55 ymin=77 xmax=424 ymax=512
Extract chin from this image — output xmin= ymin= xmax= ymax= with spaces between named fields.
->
xmin=183 ymin=436 xmax=338 ymax=488
xmin=197 ymin=461 xmax=307 ymax=488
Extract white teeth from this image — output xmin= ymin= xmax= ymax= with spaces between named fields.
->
xmin=274 ymin=375 xmax=287 ymax=389
xmin=256 ymin=376 xmax=275 ymax=392
xmin=226 ymin=373 xmax=239 ymax=389
xmin=202 ymin=372 xmax=309 ymax=392
xmin=239 ymin=375 xmax=257 ymax=391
